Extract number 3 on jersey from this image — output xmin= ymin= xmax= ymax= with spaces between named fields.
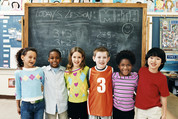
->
xmin=97 ymin=78 xmax=106 ymax=93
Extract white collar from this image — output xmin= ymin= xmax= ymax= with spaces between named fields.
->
xmin=23 ymin=67 xmax=39 ymax=71
xmin=46 ymin=65 xmax=65 ymax=71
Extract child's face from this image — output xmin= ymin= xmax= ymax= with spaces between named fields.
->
xmin=72 ymin=51 xmax=83 ymax=69
xmin=118 ymin=59 xmax=132 ymax=76
xmin=21 ymin=51 xmax=37 ymax=68
xmin=93 ymin=51 xmax=110 ymax=69
xmin=48 ymin=51 xmax=61 ymax=68
xmin=147 ymin=56 xmax=162 ymax=72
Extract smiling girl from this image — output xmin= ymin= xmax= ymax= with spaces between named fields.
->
xmin=112 ymin=50 xmax=138 ymax=119
xmin=15 ymin=47 xmax=45 ymax=119
xmin=64 ymin=47 xmax=89 ymax=119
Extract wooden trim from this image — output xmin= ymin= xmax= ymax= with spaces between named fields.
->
xmin=147 ymin=12 xmax=178 ymax=17
xmin=141 ymin=7 xmax=147 ymax=67
xmin=146 ymin=17 xmax=150 ymax=53
xmin=148 ymin=14 xmax=178 ymax=17
xmin=24 ymin=3 xmax=147 ymax=67
xmin=0 ymin=95 xmax=15 ymax=99
xmin=25 ymin=3 xmax=147 ymax=8
xmin=21 ymin=16 xmax=24 ymax=48
xmin=24 ymin=4 xmax=29 ymax=48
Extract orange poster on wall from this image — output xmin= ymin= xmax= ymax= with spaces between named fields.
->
xmin=8 ymin=78 xmax=15 ymax=88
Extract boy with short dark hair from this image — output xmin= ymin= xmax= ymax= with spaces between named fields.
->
xmin=135 ymin=47 xmax=170 ymax=119
xmin=43 ymin=49 xmax=68 ymax=119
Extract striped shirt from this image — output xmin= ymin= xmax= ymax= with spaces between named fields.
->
xmin=112 ymin=72 xmax=138 ymax=111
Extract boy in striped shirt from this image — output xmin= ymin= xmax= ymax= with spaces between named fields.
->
xmin=112 ymin=50 xmax=138 ymax=119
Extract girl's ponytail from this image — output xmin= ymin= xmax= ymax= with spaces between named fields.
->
xmin=16 ymin=48 xmax=24 ymax=68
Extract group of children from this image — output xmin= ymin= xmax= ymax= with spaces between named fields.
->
xmin=15 ymin=46 xmax=169 ymax=119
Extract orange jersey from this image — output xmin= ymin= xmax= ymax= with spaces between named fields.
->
xmin=88 ymin=66 xmax=113 ymax=116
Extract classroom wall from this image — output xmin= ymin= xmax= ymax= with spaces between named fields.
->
xmin=152 ymin=17 xmax=178 ymax=72
xmin=0 ymin=2 xmax=178 ymax=96
xmin=0 ymin=69 xmax=16 ymax=96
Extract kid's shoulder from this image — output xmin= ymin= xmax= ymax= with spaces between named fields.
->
xmin=14 ymin=70 xmax=21 ymax=75
xmin=138 ymin=66 xmax=147 ymax=73
xmin=112 ymin=72 xmax=119 ymax=78
xmin=84 ymin=66 xmax=89 ymax=70
xmin=131 ymin=72 xmax=138 ymax=76
xmin=37 ymin=67 xmax=43 ymax=70
xmin=160 ymin=72 xmax=167 ymax=79
xmin=107 ymin=65 xmax=113 ymax=69
xmin=41 ymin=65 xmax=47 ymax=70
xmin=131 ymin=72 xmax=138 ymax=80
xmin=60 ymin=65 xmax=66 ymax=71
xmin=108 ymin=65 xmax=114 ymax=72
xmin=37 ymin=67 xmax=45 ymax=73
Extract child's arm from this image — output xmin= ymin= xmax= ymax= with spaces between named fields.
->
xmin=40 ymin=68 xmax=45 ymax=86
xmin=39 ymin=68 xmax=45 ymax=93
xmin=16 ymin=100 xmax=21 ymax=115
xmin=15 ymin=71 xmax=21 ymax=100
xmin=160 ymin=96 xmax=167 ymax=119
xmin=64 ymin=72 xmax=70 ymax=90
xmin=87 ymin=68 xmax=91 ymax=88
xmin=15 ymin=70 xmax=21 ymax=115
xmin=134 ymin=72 xmax=139 ymax=98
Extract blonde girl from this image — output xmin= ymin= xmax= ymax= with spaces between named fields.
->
xmin=64 ymin=47 xmax=89 ymax=119
xmin=15 ymin=47 xmax=45 ymax=119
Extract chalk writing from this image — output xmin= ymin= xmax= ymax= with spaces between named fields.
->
xmin=122 ymin=23 xmax=134 ymax=39
xmin=28 ymin=7 xmax=143 ymax=72
xmin=36 ymin=10 xmax=59 ymax=20
xmin=34 ymin=8 xmax=139 ymax=24
xmin=97 ymin=31 xmax=112 ymax=39
xmin=65 ymin=10 xmax=95 ymax=20
xmin=99 ymin=9 xmax=139 ymax=23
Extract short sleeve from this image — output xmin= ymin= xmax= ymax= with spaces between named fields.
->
xmin=159 ymin=75 xmax=170 ymax=97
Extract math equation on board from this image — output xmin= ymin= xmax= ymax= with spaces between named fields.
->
xmin=28 ymin=7 xmax=142 ymax=71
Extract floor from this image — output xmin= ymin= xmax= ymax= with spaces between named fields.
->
xmin=0 ymin=99 xmax=20 ymax=119
xmin=0 ymin=94 xmax=177 ymax=119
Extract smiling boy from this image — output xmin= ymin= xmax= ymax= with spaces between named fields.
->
xmin=88 ymin=46 xmax=113 ymax=119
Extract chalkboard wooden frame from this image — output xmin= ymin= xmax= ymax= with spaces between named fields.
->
xmin=24 ymin=3 xmax=147 ymax=70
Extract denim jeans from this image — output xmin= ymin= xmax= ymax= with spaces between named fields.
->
xmin=21 ymin=100 xmax=45 ymax=119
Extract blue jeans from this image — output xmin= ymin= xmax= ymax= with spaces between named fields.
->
xmin=21 ymin=100 xmax=45 ymax=119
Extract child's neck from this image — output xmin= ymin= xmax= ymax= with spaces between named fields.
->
xmin=148 ymin=67 xmax=159 ymax=73
xmin=50 ymin=65 xmax=59 ymax=68
xmin=23 ymin=67 xmax=38 ymax=71
xmin=119 ymin=72 xmax=131 ymax=76
xmin=72 ymin=66 xmax=80 ymax=70
xmin=96 ymin=66 xmax=106 ymax=70
xmin=23 ymin=66 xmax=36 ymax=68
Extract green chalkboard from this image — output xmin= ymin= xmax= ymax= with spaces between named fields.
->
xmin=24 ymin=3 xmax=147 ymax=71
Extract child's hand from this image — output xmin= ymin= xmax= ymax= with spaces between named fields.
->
xmin=161 ymin=114 xmax=166 ymax=119
xmin=16 ymin=100 xmax=21 ymax=115
xmin=17 ymin=106 xmax=21 ymax=115
xmin=41 ymin=85 xmax=44 ymax=92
